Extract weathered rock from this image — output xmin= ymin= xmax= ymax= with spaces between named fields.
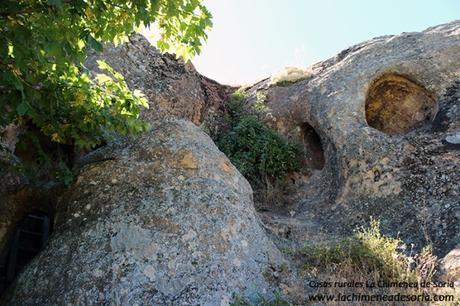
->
xmin=2 ymin=21 xmax=460 ymax=303
xmin=440 ymin=246 xmax=460 ymax=284
xmin=243 ymin=21 xmax=460 ymax=261
xmin=85 ymin=34 xmax=234 ymax=128
xmin=0 ymin=33 xmax=235 ymax=287
xmin=1 ymin=120 xmax=284 ymax=305
xmin=445 ymin=131 xmax=460 ymax=147
xmin=365 ymin=73 xmax=437 ymax=135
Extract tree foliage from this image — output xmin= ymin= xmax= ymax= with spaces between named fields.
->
xmin=0 ymin=0 xmax=211 ymax=184
xmin=0 ymin=0 xmax=212 ymax=150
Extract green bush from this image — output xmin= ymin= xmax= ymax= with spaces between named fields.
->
xmin=217 ymin=114 xmax=304 ymax=187
xmin=224 ymin=88 xmax=248 ymax=124
xmin=214 ymin=89 xmax=304 ymax=189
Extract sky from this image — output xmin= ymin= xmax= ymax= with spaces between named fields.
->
xmin=187 ymin=0 xmax=459 ymax=85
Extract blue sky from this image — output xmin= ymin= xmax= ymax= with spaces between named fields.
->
xmin=190 ymin=0 xmax=459 ymax=85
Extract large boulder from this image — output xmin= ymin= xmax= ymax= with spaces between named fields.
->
xmin=2 ymin=20 xmax=460 ymax=303
xmin=85 ymin=34 xmax=234 ymax=127
xmin=245 ymin=22 xmax=460 ymax=260
xmin=1 ymin=120 xmax=284 ymax=305
xmin=0 ymin=33 xmax=233 ymax=252
xmin=439 ymin=246 xmax=460 ymax=283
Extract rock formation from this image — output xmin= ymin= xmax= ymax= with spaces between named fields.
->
xmin=245 ymin=22 xmax=460 ymax=259
xmin=1 ymin=21 xmax=459 ymax=304
xmin=85 ymin=34 xmax=234 ymax=128
xmin=1 ymin=120 xmax=286 ymax=305
xmin=0 ymin=34 xmax=233 ymax=266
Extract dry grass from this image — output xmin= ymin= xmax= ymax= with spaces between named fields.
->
xmin=269 ymin=67 xmax=311 ymax=87
xmin=254 ymin=177 xmax=287 ymax=209
xmin=298 ymin=219 xmax=459 ymax=305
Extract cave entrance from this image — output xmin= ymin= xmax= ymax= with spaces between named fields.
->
xmin=0 ymin=212 xmax=52 ymax=296
xmin=365 ymin=74 xmax=437 ymax=135
xmin=301 ymin=122 xmax=325 ymax=170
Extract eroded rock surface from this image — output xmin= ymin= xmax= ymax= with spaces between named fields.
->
xmin=365 ymin=73 xmax=437 ymax=135
xmin=1 ymin=120 xmax=284 ymax=305
xmin=2 ymin=21 xmax=460 ymax=303
xmin=244 ymin=22 xmax=460 ymax=268
xmin=0 ymin=33 xmax=233 ymax=260
xmin=85 ymin=34 xmax=234 ymax=127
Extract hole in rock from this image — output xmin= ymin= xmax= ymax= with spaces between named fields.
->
xmin=365 ymin=74 xmax=437 ymax=135
xmin=0 ymin=212 xmax=52 ymax=296
xmin=301 ymin=122 xmax=325 ymax=170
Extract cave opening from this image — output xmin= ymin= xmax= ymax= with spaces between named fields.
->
xmin=365 ymin=73 xmax=437 ymax=135
xmin=301 ymin=122 xmax=325 ymax=170
xmin=0 ymin=212 xmax=52 ymax=297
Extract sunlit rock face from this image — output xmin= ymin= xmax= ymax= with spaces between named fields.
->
xmin=2 ymin=21 xmax=460 ymax=303
xmin=242 ymin=21 xmax=460 ymax=268
xmin=85 ymin=34 xmax=234 ymax=127
xmin=1 ymin=120 xmax=284 ymax=305
xmin=0 ymin=33 xmax=234 ymax=256
xmin=365 ymin=73 xmax=437 ymax=135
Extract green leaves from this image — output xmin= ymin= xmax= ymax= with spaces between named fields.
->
xmin=87 ymin=35 xmax=103 ymax=52
xmin=0 ymin=0 xmax=212 ymax=185
xmin=47 ymin=0 xmax=64 ymax=7
xmin=153 ymin=0 xmax=213 ymax=60
xmin=2 ymin=71 xmax=23 ymax=91
xmin=16 ymin=101 xmax=29 ymax=116
xmin=217 ymin=115 xmax=304 ymax=186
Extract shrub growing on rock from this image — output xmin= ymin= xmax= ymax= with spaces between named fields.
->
xmin=218 ymin=114 xmax=304 ymax=187
xmin=269 ymin=67 xmax=311 ymax=87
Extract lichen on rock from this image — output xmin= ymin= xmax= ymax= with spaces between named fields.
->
xmin=1 ymin=120 xmax=284 ymax=305
xmin=1 ymin=20 xmax=460 ymax=304
xmin=240 ymin=21 xmax=460 ymax=282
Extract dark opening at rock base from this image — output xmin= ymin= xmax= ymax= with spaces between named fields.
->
xmin=0 ymin=213 xmax=52 ymax=297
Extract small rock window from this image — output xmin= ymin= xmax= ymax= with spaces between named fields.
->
xmin=301 ymin=122 xmax=325 ymax=170
xmin=365 ymin=74 xmax=437 ymax=135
